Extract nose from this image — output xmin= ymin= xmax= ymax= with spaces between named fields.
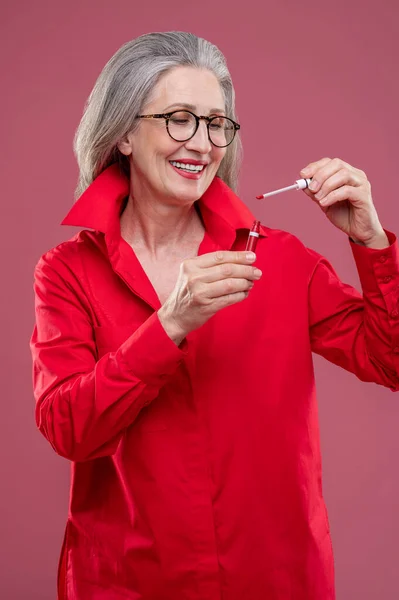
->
xmin=184 ymin=119 xmax=212 ymax=154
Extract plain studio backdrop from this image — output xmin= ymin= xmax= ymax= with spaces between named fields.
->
xmin=1 ymin=0 xmax=398 ymax=598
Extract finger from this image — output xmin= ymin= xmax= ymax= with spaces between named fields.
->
xmin=205 ymin=277 xmax=254 ymax=299
xmin=306 ymin=158 xmax=362 ymax=195
xmin=302 ymin=187 xmax=330 ymax=214
xmin=302 ymin=187 xmax=322 ymax=205
xmin=300 ymin=157 xmax=331 ymax=178
xmin=314 ymin=168 xmax=364 ymax=201
xmin=212 ymin=290 xmax=250 ymax=311
xmin=317 ymin=184 xmax=364 ymax=208
xmin=200 ymin=263 xmax=262 ymax=284
xmin=193 ymin=250 xmax=256 ymax=269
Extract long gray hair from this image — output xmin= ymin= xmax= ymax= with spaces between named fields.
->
xmin=74 ymin=31 xmax=242 ymax=198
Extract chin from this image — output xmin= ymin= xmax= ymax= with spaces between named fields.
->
xmin=169 ymin=180 xmax=211 ymax=202
xmin=172 ymin=190 xmax=203 ymax=204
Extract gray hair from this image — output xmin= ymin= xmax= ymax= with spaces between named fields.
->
xmin=74 ymin=31 xmax=242 ymax=198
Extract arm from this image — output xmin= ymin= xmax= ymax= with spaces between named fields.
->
xmin=308 ymin=231 xmax=399 ymax=391
xmin=30 ymin=254 xmax=187 ymax=462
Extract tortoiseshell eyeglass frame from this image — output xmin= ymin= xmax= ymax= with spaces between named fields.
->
xmin=136 ymin=110 xmax=241 ymax=148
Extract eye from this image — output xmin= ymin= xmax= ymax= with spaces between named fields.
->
xmin=209 ymin=117 xmax=227 ymax=130
xmin=169 ymin=111 xmax=194 ymax=126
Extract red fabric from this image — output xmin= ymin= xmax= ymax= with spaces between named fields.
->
xmin=31 ymin=164 xmax=399 ymax=599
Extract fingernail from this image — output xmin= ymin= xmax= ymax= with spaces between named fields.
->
xmin=315 ymin=190 xmax=324 ymax=200
xmin=309 ymin=180 xmax=319 ymax=192
xmin=246 ymin=252 xmax=256 ymax=261
xmin=254 ymin=268 xmax=262 ymax=278
xmin=301 ymin=167 xmax=310 ymax=176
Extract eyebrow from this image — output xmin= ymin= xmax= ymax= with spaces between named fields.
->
xmin=163 ymin=102 xmax=226 ymax=115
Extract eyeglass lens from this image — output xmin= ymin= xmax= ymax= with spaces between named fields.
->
xmin=168 ymin=111 xmax=235 ymax=147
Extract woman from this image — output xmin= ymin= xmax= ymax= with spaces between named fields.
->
xmin=31 ymin=31 xmax=399 ymax=600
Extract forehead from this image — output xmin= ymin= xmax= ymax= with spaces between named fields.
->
xmin=149 ymin=66 xmax=225 ymax=112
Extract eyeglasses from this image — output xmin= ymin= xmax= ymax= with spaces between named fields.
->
xmin=136 ymin=110 xmax=240 ymax=148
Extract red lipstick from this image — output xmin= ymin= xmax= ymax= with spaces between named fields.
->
xmin=246 ymin=220 xmax=261 ymax=254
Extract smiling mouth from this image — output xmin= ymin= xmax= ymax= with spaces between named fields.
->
xmin=169 ymin=161 xmax=206 ymax=173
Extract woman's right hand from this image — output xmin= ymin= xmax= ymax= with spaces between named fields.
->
xmin=157 ymin=251 xmax=262 ymax=345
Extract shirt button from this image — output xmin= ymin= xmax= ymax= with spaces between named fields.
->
xmin=393 ymin=347 xmax=399 ymax=354
xmin=379 ymin=255 xmax=387 ymax=263
xmin=383 ymin=276 xmax=392 ymax=283
xmin=391 ymin=309 xmax=399 ymax=318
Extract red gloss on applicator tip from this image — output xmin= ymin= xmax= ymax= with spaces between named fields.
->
xmin=246 ymin=220 xmax=261 ymax=253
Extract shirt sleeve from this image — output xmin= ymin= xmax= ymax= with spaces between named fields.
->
xmin=30 ymin=253 xmax=188 ymax=462
xmin=308 ymin=230 xmax=399 ymax=391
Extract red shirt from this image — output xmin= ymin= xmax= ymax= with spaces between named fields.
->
xmin=31 ymin=164 xmax=399 ymax=600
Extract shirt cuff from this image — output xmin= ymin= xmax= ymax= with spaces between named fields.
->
xmin=117 ymin=311 xmax=188 ymax=386
xmin=350 ymin=229 xmax=399 ymax=295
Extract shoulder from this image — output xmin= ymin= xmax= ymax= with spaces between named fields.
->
xmin=255 ymin=225 xmax=328 ymax=285
xmin=34 ymin=230 xmax=105 ymax=279
xmin=259 ymin=225 xmax=323 ymax=268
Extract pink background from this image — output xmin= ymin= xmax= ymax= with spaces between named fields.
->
xmin=1 ymin=0 xmax=398 ymax=598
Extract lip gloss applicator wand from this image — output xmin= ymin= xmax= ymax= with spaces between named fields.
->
xmin=256 ymin=178 xmax=312 ymax=200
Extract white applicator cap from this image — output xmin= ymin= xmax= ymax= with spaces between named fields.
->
xmin=295 ymin=178 xmax=312 ymax=190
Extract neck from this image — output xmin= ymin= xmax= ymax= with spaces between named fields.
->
xmin=120 ymin=193 xmax=204 ymax=259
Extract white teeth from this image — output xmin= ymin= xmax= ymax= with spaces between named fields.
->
xmin=170 ymin=161 xmax=205 ymax=172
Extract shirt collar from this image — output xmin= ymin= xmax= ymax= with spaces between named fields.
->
xmin=61 ymin=164 xmax=268 ymax=247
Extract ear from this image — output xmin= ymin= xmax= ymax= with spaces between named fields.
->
xmin=117 ymin=134 xmax=133 ymax=156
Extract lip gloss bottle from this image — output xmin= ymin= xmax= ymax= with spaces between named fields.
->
xmin=246 ymin=220 xmax=261 ymax=253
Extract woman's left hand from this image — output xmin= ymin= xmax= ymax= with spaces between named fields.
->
xmin=299 ymin=157 xmax=389 ymax=248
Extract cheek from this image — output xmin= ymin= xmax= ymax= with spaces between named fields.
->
xmin=211 ymin=148 xmax=226 ymax=171
xmin=132 ymin=126 xmax=180 ymax=161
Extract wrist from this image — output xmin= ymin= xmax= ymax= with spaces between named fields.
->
xmin=361 ymin=230 xmax=390 ymax=249
xmin=350 ymin=224 xmax=390 ymax=249
xmin=157 ymin=308 xmax=187 ymax=347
